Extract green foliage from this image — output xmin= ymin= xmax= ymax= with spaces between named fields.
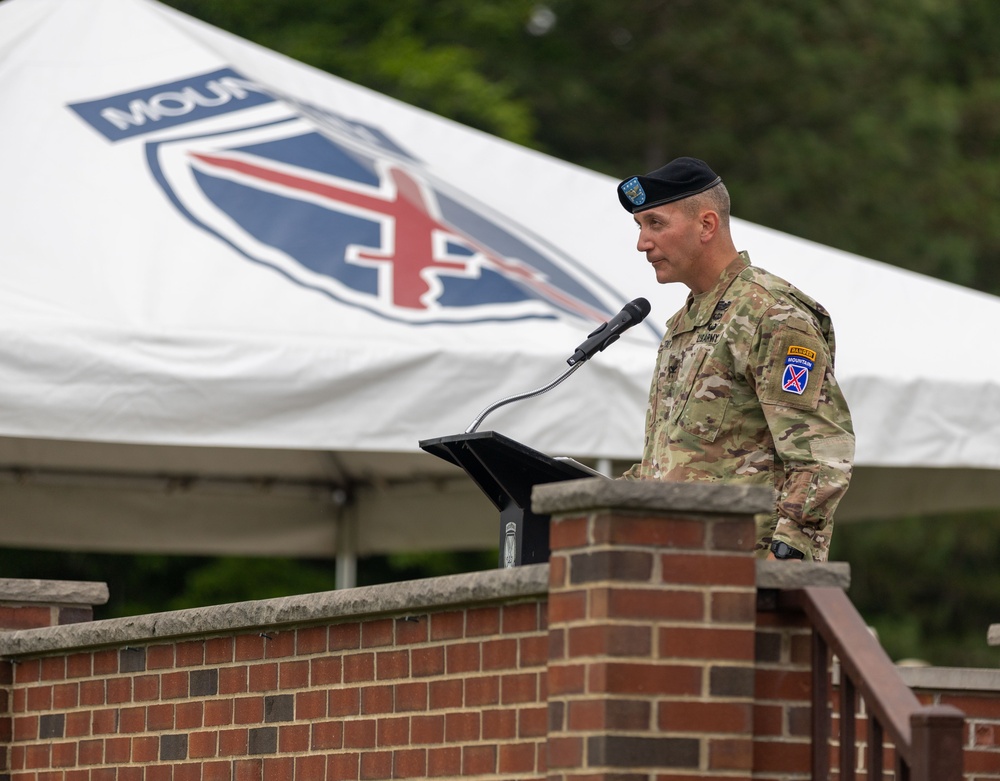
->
xmin=832 ymin=511 xmax=1000 ymax=667
xmin=506 ymin=0 xmax=1000 ymax=294
xmin=378 ymin=550 xmax=498 ymax=581
xmin=0 ymin=548 xmax=497 ymax=618
xmin=166 ymin=0 xmax=537 ymax=144
xmin=0 ymin=549 xmax=206 ymax=618
xmin=162 ymin=557 xmax=339 ymax=612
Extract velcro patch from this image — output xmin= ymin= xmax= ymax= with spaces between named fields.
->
xmin=760 ymin=328 xmax=825 ymax=410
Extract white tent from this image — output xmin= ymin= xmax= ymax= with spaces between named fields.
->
xmin=2 ymin=0 xmax=999 ymax=570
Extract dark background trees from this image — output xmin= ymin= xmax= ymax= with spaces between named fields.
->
xmin=4 ymin=0 xmax=1000 ymax=666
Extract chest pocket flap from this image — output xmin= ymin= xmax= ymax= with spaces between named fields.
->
xmin=676 ymin=349 xmax=732 ymax=443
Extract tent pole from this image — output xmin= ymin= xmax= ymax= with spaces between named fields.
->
xmin=336 ymin=545 xmax=357 ymax=590
xmin=333 ymin=490 xmax=357 ymax=590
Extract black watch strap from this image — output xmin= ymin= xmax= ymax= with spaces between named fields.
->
xmin=770 ymin=540 xmax=806 ymax=560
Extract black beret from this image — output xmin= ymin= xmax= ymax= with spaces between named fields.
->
xmin=617 ymin=157 xmax=722 ymax=213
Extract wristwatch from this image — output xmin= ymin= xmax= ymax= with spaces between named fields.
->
xmin=770 ymin=540 xmax=805 ymax=560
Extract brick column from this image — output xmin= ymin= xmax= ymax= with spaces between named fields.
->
xmin=0 ymin=578 xmax=108 ymax=778
xmin=0 ymin=578 xmax=108 ymax=630
xmin=534 ymin=478 xmax=771 ymax=781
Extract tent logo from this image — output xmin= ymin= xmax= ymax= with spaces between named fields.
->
xmin=68 ymin=68 xmax=275 ymax=142
xmin=69 ymin=69 xmax=626 ymax=325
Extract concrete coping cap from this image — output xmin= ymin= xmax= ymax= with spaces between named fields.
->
xmin=533 ymin=477 xmax=773 ymax=516
xmin=0 ymin=578 xmax=109 ymax=607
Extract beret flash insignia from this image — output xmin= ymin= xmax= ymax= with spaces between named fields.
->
xmin=620 ymin=177 xmax=646 ymax=207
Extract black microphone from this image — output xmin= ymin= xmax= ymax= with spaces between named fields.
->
xmin=566 ymin=297 xmax=651 ymax=366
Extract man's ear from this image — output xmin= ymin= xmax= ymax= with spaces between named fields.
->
xmin=699 ymin=209 xmax=720 ymax=243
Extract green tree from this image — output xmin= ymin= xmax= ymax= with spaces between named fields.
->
xmin=165 ymin=0 xmax=538 ymax=144
xmin=497 ymin=0 xmax=1000 ymax=294
xmin=832 ymin=511 xmax=1000 ymax=667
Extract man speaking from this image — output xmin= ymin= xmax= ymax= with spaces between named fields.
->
xmin=617 ymin=157 xmax=855 ymax=562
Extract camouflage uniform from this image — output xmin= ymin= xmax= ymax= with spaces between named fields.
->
xmin=622 ymin=252 xmax=854 ymax=560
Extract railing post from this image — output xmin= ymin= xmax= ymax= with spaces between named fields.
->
xmin=839 ymin=675 xmax=857 ymax=781
xmin=868 ymin=716 xmax=883 ymax=781
xmin=909 ymin=705 xmax=964 ymax=781
xmin=811 ymin=630 xmax=831 ymax=781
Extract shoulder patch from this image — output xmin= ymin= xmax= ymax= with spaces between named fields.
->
xmin=759 ymin=328 xmax=827 ymax=410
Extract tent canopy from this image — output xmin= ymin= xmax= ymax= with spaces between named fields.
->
xmin=2 ymin=0 xmax=999 ymax=559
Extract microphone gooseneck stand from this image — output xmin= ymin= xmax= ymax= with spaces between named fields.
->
xmin=465 ymin=296 xmax=651 ymax=434
xmin=465 ymin=361 xmax=585 ymax=434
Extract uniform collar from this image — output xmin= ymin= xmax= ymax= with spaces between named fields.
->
xmin=672 ymin=251 xmax=750 ymax=334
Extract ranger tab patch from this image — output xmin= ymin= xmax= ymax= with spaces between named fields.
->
xmin=781 ymin=345 xmax=816 ymax=395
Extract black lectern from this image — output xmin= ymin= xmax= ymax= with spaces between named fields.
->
xmin=419 ymin=431 xmax=600 ymax=568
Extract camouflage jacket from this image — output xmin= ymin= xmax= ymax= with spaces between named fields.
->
xmin=622 ymin=252 xmax=855 ymax=560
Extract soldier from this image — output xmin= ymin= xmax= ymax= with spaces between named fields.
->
xmin=618 ymin=157 xmax=854 ymax=561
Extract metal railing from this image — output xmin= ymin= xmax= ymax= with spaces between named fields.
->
xmin=782 ymin=586 xmax=964 ymax=781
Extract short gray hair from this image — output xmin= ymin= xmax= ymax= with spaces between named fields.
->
xmin=680 ymin=181 xmax=731 ymax=228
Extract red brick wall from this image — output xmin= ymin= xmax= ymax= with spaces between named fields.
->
xmin=2 ymin=598 xmax=550 ymax=781
xmin=933 ymin=691 xmax=1000 ymax=781
xmin=752 ymin=607 xmax=814 ymax=780
xmin=3 ymin=586 xmax=999 ymax=781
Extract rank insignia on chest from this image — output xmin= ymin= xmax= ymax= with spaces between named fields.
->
xmin=781 ymin=345 xmax=816 ymax=395
xmin=711 ymin=300 xmax=731 ymax=321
